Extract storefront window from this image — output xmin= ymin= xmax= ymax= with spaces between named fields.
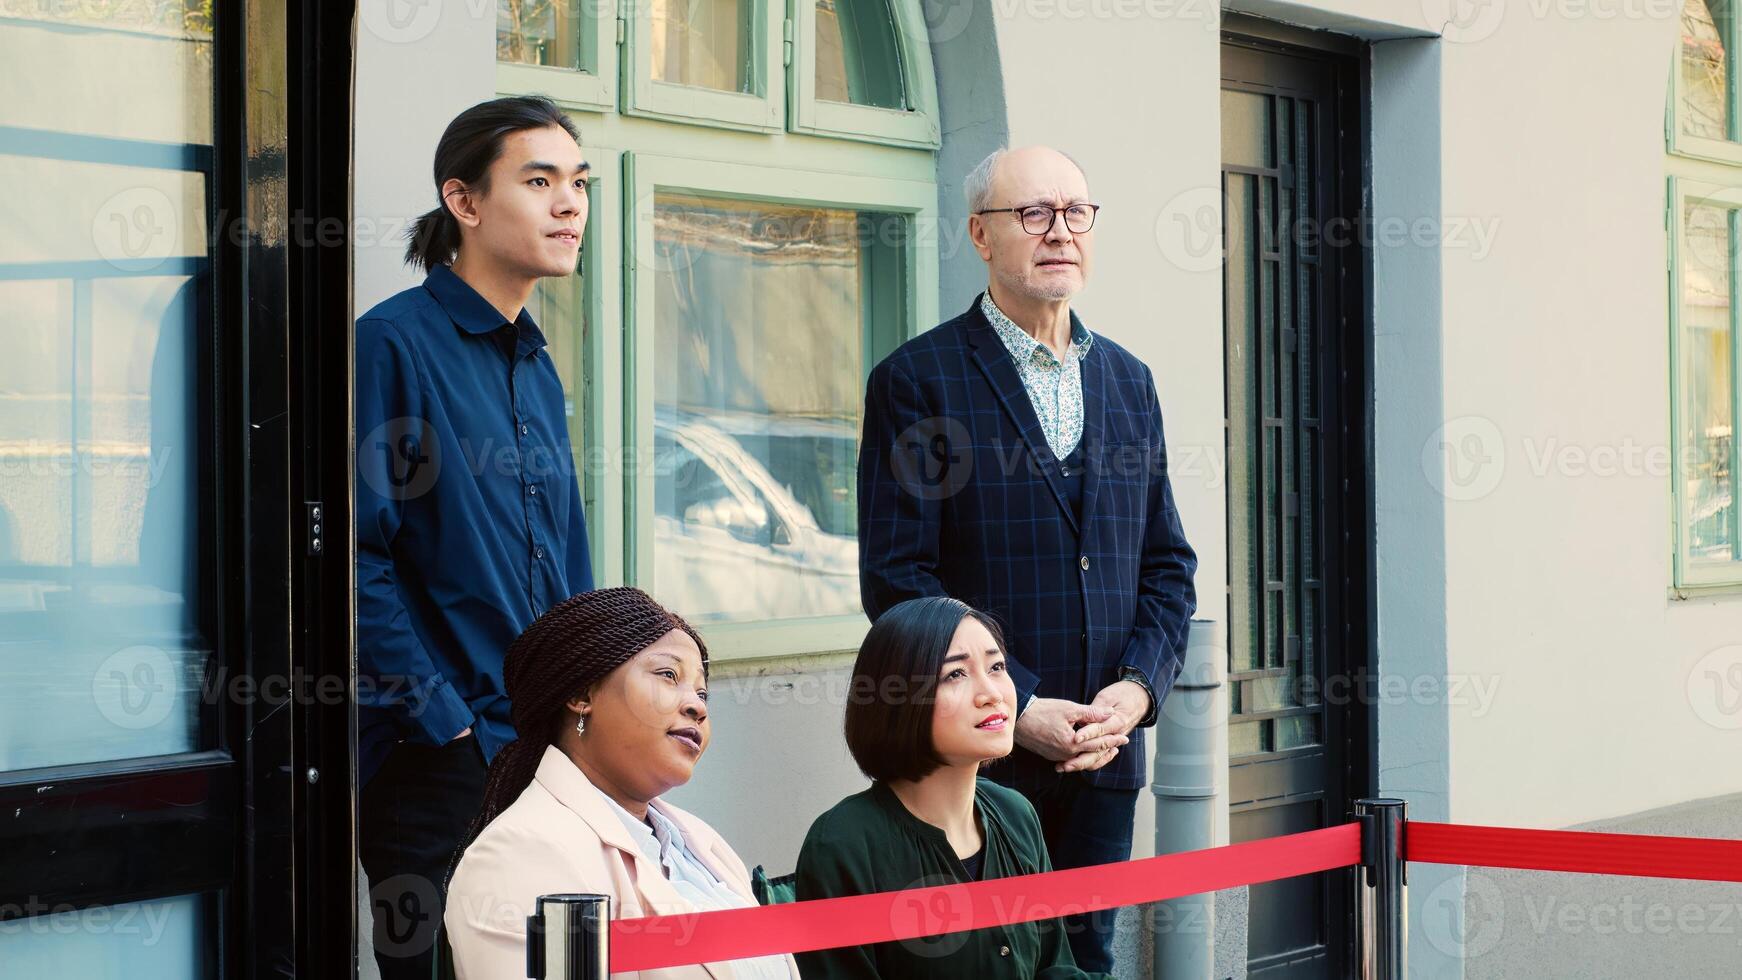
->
xmin=0 ymin=1 xmax=216 ymax=770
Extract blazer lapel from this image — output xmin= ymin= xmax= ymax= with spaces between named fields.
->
xmin=1076 ymin=318 xmax=1106 ymax=531
xmin=963 ymin=296 xmax=1079 ymax=534
xmin=534 ymin=748 xmax=730 ymax=980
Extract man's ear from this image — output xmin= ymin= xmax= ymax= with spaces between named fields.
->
xmin=442 ymin=177 xmax=481 ymax=229
xmin=967 ymin=214 xmax=993 ymax=260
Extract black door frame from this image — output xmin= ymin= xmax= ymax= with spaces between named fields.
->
xmin=1220 ymin=12 xmax=1376 ymax=977
xmin=284 ymin=1 xmax=360 ymax=975
xmin=0 ymin=2 xmax=355 ymax=976
xmin=240 ymin=1 xmax=360 ymax=975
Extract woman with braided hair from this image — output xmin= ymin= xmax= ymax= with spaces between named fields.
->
xmin=443 ymin=587 xmax=799 ymax=980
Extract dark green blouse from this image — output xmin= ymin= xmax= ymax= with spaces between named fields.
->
xmin=793 ymin=778 xmax=1111 ymax=979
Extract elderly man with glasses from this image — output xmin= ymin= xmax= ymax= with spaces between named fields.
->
xmin=856 ymin=145 xmax=1199 ymax=973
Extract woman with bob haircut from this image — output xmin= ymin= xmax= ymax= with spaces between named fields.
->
xmin=443 ymin=587 xmax=799 ymax=980
xmin=793 ymin=596 xmax=1120 ymax=978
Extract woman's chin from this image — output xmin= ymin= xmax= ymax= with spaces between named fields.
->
xmin=944 ymin=745 xmax=1013 ymax=767
xmin=659 ymin=745 xmax=702 ymax=782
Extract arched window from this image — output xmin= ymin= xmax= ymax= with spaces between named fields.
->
xmin=497 ymin=0 xmax=941 ymax=654
xmin=1669 ymin=0 xmax=1742 ymax=589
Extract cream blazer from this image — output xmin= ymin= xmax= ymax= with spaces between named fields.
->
xmin=444 ymin=745 xmax=801 ymax=980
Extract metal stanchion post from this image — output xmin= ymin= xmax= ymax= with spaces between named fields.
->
xmin=1354 ymin=799 xmax=1407 ymax=980
xmin=526 ymin=893 xmax=610 ymax=980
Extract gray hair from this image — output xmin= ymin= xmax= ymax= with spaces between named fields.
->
xmin=962 ymin=147 xmax=1091 ymax=213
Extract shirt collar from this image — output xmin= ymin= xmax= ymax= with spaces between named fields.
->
xmin=424 ymin=262 xmax=547 ymax=347
xmin=979 ymin=290 xmax=1093 ymax=365
xmin=600 ymin=787 xmax=706 ymax=880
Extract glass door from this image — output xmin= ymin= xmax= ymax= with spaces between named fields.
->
xmin=0 ymin=2 xmax=356 ymax=975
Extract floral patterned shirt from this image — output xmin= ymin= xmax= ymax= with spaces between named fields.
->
xmin=981 ymin=290 xmax=1094 ymax=459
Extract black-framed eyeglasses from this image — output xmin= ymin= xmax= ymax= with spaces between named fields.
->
xmin=975 ymin=203 xmax=1100 ymax=235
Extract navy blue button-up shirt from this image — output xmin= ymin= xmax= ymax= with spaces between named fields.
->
xmin=355 ymin=263 xmax=594 ymax=785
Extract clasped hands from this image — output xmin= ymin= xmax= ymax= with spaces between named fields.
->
xmin=1012 ymin=679 xmax=1150 ymax=774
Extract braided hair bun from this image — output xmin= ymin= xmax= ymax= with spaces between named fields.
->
xmin=464 ymin=587 xmax=708 ymax=846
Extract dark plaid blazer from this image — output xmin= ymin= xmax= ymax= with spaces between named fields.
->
xmin=858 ymin=293 xmax=1198 ymax=790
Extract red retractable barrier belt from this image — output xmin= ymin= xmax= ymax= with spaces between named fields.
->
xmin=609 ymin=822 xmax=1360 ymax=971
xmin=1407 ymin=821 xmax=1742 ymax=883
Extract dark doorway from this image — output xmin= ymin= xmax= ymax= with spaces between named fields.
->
xmin=1220 ymin=16 xmax=1372 ymax=979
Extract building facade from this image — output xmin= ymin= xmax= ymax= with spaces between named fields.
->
xmin=3 ymin=0 xmax=1739 ymax=977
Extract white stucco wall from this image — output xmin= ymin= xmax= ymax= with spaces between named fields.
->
xmin=353 ymin=2 xmax=496 ymax=317
xmin=1427 ymin=9 xmax=1734 ymax=832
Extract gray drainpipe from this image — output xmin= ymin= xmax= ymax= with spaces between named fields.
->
xmin=1151 ymin=619 xmax=1228 ymax=979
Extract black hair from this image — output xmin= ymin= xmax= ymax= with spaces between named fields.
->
xmin=844 ymin=596 xmax=1009 ymax=783
xmin=404 ymin=95 xmax=581 ymax=272
xmin=451 ymin=587 xmax=707 ymax=883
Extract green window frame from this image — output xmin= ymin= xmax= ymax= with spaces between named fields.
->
xmin=622 ymin=0 xmax=787 ymax=132
xmin=496 ymin=0 xmax=619 ymax=112
xmin=1667 ymin=177 xmax=1742 ymax=590
xmin=788 ymin=0 xmax=941 ymax=148
xmin=526 ymin=150 xmax=627 ymax=584
xmin=622 ymin=152 xmax=938 ymax=660
xmin=1672 ymin=0 xmax=1742 ymax=165
xmin=497 ymin=0 xmax=942 ymax=656
xmin=1669 ymin=3 xmax=1742 ymax=590
xmin=497 ymin=0 xmax=940 ymax=144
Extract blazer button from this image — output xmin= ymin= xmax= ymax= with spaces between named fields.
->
xmin=1079 ymin=555 xmax=1090 ymax=571
xmin=999 ymin=945 xmax=1011 ymax=957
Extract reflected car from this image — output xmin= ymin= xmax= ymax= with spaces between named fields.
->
xmin=652 ymin=409 xmax=860 ymax=624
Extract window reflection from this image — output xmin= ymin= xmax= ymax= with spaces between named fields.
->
xmin=1683 ymin=0 xmax=1733 ymax=141
xmin=650 ymin=194 xmax=904 ymax=622
xmin=1681 ymin=201 xmax=1738 ymax=562
xmin=0 ymin=892 xmax=206 ymax=976
xmin=650 ymin=0 xmax=753 ymax=93
xmin=0 ymin=8 xmax=214 ymax=771
xmin=815 ymin=0 xmax=906 ymax=109
xmin=498 ymin=0 xmax=586 ymax=71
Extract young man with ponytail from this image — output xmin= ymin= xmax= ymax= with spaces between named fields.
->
xmin=355 ymin=95 xmax=596 ymax=980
